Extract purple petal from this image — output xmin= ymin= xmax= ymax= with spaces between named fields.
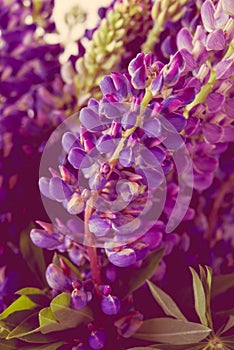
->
xmin=131 ymin=66 xmax=147 ymax=89
xmin=143 ymin=118 xmax=161 ymax=138
xmin=193 ymin=155 xmax=218 ymax=173
xmin=67 ymin=193 xmax=85 ymax=214
xmin=96 ymin=134 xmax=116 ymax=153
xmin=203 ymin=123 xmax=223 ymax=143
xmin=88 ymin=331 xmax=106 ymax=350
xmin=136 ymin=167 xmax=164 ymax=188
xmin=164 ymin=63 xmax=180 ymax=85
xmin=140 ymin=146 xmax=166 ymax=164
xmin=114 ymin=311 xmax=143 ymax=338
xmin=88 ymin=216 xmax=111 ymax=237
xmin=119 ymin=147 xmax=134 ymax=167
xmin=128 ymin=53 xmax=145 ymax=75
xmin=45 ymin=264 xmax=71 ymax=291
xmin=194 ymin=171 xmax=214 ymax=190
xmin=39 ymin=177 xmax=54 ymax=199
xmin=224 ymin=98 xmax=234 ymax=118
xmin=177 ymin=28 xmax=193 ymax=51
xmin=62 ymin=132 xmax=80 ymax=153
xmin=100 ymin=76 xmax=116 ymax=95
xmin=216 ymin=59 xmax=234 ymax=79
xmin=175 ymin=87 xmax=196 ymax=105
xmin=80 ymin=107 xmax=104 ymax=132
xmin=142 ymin=229 xmax=163 ymax=249
xmin=30 ymin=229 xmax=62 ymax=249
xmin=101 ymin=295 xmax=120 ymax=315
xmin=68 ymin=147 xmax=90 ymax=169
xmin=111 ymin=72 xmax=130 ymax=98
xmin=132 ymin=241 xmax=149 ymax=261
xmin=185 ymin=117 xmax=200 ymax=136
xmin=121 ymin=111 xmax=137 ymax=129
xmin=201 ymin=0 xmax=216 ymax=32
xmin=222 ymin=0 xmax=234 ymax=15
xmin=151 ymin=73 xmax=164 ymax=94
xmin=99 ymin=99 xmax=122 ymax=119
xmin=180 ymin=49 xmax=197 ymax=71
xmin=166 ymin=113 xmax=187 ymax=132
xmin=49 ymin=177 xmax=72 ymax=201
xmin=206 ymin=29 xmax=225 ymax=51
xmin=206 ymin=92 xmax=225 ymax=112
xmin=221 ymin=125 xmax=234 ymax=142
xmin=68 ymin=245 xmax=84 ymax=266
xmin=89 ymin=172 xmax=106 ymax=190
xmin=70 ymin=289 xmax=89 ymax=310
xmin=105 ymin=247 xmax=136 ymax=267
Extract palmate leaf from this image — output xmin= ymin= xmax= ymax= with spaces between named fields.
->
xmin=119 ymin=248 xmax=165 ymax=298
xmin=198 ymin=266 xmax=213 ymax=328
xmin=16 ymin=288 xmax=50 ymax=307
xmin=128 ymin=344 xmax=207 ymax=350
xmin=134 ymin=318 xmax=211 ymax=344
xmin=0 ymin=296 xmax=38 ymax=322
xmin=150 ymin=344 xmax=206 ymax=350
xmin=39 ymin=307 xmax=73 ymax=334
xmin=5 ymin=313 xmax=58 ymax=343
xmin=127 ymin=347 xmax=160 ymax=350
xmin=19 ymin=342 xmax=64 ymax=350
xmin=39 ymin=292 xmax=93 ymax=335
xmin=219 ymin=315 xmax=234 ymax=335
xmin=189 ymin=268 xmax=208 ymax=326
xmin=146 ymin=280 xmax=187 ymax=321
xmin=0 ymin=338 xmax=18 ymax=349
xmin=211 ymin=273 xmax=234 ymax=298
xmin=6 ymin=313 xmax=43 ymax=340
xmin=216 ymin=308 xmax=234 ymax=316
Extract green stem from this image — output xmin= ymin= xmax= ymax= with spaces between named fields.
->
xmin=184 ymin=38 xmax=234 ymax=118
xmin=184 ymin=68 xmax=216 ymax=117
xmin=109 ymin=88 xmax=153 ymax=163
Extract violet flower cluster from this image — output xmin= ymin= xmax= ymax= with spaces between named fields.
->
xmin=0 ymin=0 xmax=234 ymax=349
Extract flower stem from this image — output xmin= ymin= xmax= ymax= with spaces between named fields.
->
xmin=109 ymin=88 xmax=153 ymax=163
xmin=84 ymin=202 xmax=102 ymax=291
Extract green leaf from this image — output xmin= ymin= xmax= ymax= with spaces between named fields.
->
xmin=151 ymin=344 xmax=206 ymax=350
xmin=0 ymin=296 xmax=37 ymax=321
xmin=19 ymin=342 xmax=64 ymax=350
xmin=146 ymin=280 xmax=187 ymax=321
xmin=39 ymin=307 xmax=70 ymax=334
xmin=16 ymin=288 xmax=50 ymax=307
xmin=189 ymin=268 xmax=208 ymax=326
xmin=20 ymin=224 xmax=47 ymax=288
xmin=0 ymin=327 xmax=9 ymax=338
xmin=219 ymin=315 xmax=234 ymax=335
xmin=216 ymin=308 xmax=234 ymax=316
xmin=127 ymin=348 xmax=159 ymax=350
xmin=134 ymin=318 xmax=211 ymax=344
xmin=16 ymin=288 xmax=46 ymax=296
xmin=6 ymin=313 xmax=40 ymax=339
xmin=211 ymin=273 xmax=234 ymax=298
xmin=0 ymin=310 xmax=36 ymax=331
xmin=5 ymin=312 xmax=58 ymax=343
xmin=0 ymin=338 xmax=18 ymax=349
xmin=49 ymin=293 xmax=93 ymax=331
xmin=198 ymin=266 xmax=213 ymax=328
xmin=119 ymin=248 xmax=165 ymax=298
